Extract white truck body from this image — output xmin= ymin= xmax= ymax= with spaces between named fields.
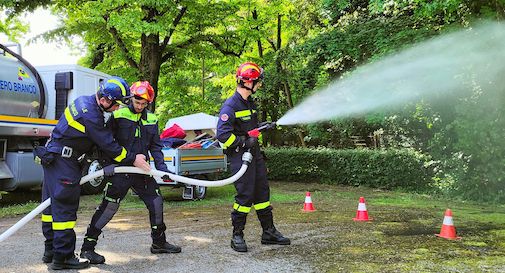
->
xmin=0 ymin=45 xmax=109 ymax=191
xmin=37 ymin=65 xmax=109 ymax=120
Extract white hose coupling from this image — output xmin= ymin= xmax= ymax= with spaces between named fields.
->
xmin=242 ymin=151 xmax=253 ymax=164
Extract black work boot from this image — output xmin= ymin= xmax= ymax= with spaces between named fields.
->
xmin=150 ymin=242 xmax=182 ymax=254
xmin=261 ymin=226 xmax=291 ymax=245
xmin=231 ymin=228 xmax=248 ymax=252
xmin=80 ymin=250 xmax=105 ymax=264
xmin=51 ymin=253 xmax=90 ymax=270
xmin=42 ymin=249 xmax=53 ymax=263
xmin=42 ymin=241 xmax=53 ymax=263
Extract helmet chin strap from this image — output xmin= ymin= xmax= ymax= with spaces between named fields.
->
xmin=99 ymin=98 xmax=115 ymax=112
xmin=239 ymin=80 xmax=259 ymax=94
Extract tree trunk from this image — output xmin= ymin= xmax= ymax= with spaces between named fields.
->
xmin=275 ymin=14 xmax=306 ymax=147
xmin=140 ymin=33 xmax=162 ymax=111
xmin=252 ymin=9 xmax=263 ymax=58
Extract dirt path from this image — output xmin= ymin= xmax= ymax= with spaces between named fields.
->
xmin=3 ymin=183 xmax=505 ymax=272
xmin=0 ymin=206 xmax=313 ymax=273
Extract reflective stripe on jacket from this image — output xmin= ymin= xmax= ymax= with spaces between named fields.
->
xmin=49 ymin=95 xmax=132 ymax=163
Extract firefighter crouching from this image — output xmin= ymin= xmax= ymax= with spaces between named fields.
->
xmin=216 ymin=62 xmax=291 ymax=252
xmin=36 ymin=77 xmax=151 ymax=270
xmin=80 ymin=81 xmax=180 ymax=264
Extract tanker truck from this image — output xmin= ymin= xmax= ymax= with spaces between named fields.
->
xmin=0 ymin=43 xmax=110 ymax=194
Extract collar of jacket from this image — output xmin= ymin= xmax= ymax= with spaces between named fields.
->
xmin=127 ymin=103 xmax=148 ymax=120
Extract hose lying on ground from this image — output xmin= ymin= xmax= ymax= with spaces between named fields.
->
xmin=0 ymin=152 xmax=252 ymax=243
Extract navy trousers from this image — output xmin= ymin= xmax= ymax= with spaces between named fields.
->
xmin=41 ymin=156 xmax=82 ymax=258
xmin=229 ymin=146 xmax=273 ymax=230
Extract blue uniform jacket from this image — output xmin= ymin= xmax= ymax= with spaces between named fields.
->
xmin=216 ymin=91 xmax=258 ymax=150
xmin=106 ymin=105 xmax=168 ymax=172
xmin=47 ymin=94 xmax=133 ymax=164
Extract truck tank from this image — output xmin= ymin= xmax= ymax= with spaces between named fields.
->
xmin=0 ymin=43 xmax=110 ymax=192
xmin=0 ymin=44 xmax=49 ymax=191
xmin=0 ymin=44 xmax=47 ymax=119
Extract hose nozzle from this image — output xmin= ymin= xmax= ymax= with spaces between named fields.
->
xmin=248 ymin=121 xmax=277 ymax=138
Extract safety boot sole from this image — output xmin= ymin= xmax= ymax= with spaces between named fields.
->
xmin=150 ymin=247 xmax=182 ymax=254
xmin=50 ymin=262 xmax=90 ymax=270
xmin=261 ymin=239 xmax=291 ymax=245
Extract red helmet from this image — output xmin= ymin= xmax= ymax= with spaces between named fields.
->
xmin=236 ymin=62 xmax=264 ymax=83
xmin=130 ymin=81 xmax=155 ymax=103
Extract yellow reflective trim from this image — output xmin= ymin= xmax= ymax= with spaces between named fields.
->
xmin=223 ymin=134 xmax=236 ymax=148
xmin=240 ymin=64 xmax=260 ymax=74
xmin=235 ymin=110 xmax=256 ymax=118
xmin=181 ymin=155 xmax=225 ymax=161
xmin=84 ymin=237 xmax=97 ymax=242
xmin=150 ymin=156 xmax=173 ymax=162
xmin=254 ymin=201 xmax=270 ymax=210
xmin=233 ymin=202 xmax=251 ymax=213
xmin=113 ymin=147 xmax=127 ymax=162
xmin=113 ymin=108 xmax=140 ymax=121
xmin=64 ymin=108 xmax=85 ymax=133
xmin=141 ymin=112 xmax=158 ymax=125
xmin=0 ymin=115 xmax=58 ymax=125
xmin=108 ymin=79 xmax=127 ymax=96
xmin=52 ymin=221 xmax=76 ymax=230
xmin=41 ymin=214 xmax=53 ymax=223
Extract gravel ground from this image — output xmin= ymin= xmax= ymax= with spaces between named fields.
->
xmin=0 ymin=206 xmax=314 ymax=273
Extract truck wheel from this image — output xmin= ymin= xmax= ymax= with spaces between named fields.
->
xmin=192 ymin=174 xmax=208 ymax=200
xmin=194 ymin=185 xmax=207 ymax=200
xmin=81 ymin=159 xmax=108 ymax=195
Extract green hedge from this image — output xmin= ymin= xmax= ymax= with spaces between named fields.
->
xmin=264 ymin=147 xmax=434 ymax=191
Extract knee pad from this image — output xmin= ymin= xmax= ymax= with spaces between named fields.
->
xmin=152 ymin=196 xmax=164 ymax=224
xmin=94 ymin=201 xmax=120 ymax=230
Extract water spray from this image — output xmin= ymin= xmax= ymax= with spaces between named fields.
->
xmin=277 ymin=22 xmax=505 ymax=126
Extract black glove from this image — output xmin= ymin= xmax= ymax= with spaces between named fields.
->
xmin=161 ymin=174 xmax=172 ymax=182
xmin=243 ymin=137 xmax=258 ymax=149
xmin=103 ymin=164 xmax=118 ymax=177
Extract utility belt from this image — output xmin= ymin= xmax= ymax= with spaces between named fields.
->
xmin=55 ymin=146 xmax=85 ymax=160
xmin=46 ymin=141 xmax=86 ymax=160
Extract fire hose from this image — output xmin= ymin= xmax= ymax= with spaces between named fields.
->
xmin=0 ymin=151 xmax=253 ymax=243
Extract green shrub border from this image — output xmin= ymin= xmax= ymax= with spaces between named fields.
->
xmin=264 ymin=147 xmax=434 ymax=191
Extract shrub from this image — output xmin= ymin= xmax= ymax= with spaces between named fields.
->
xmin=264 ymin=147 xmax=434 ymax=191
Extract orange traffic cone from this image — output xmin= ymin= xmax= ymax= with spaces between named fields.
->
xmin=302 ymin=192 xmax=316 ymax=212
xmin=436 ymin=209 xmax=461 ymax=240
xmin=353 ymin=196 xmax=372 ymax=221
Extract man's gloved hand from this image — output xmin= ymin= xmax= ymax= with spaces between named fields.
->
xmin=243 ymin=137 xmax=258 ymax=149
xmin=103 ymin=164 xmax=118 ymax=177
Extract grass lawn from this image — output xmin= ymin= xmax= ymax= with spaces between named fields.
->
xmin=1 ymin=181 xmax=505 ymax=272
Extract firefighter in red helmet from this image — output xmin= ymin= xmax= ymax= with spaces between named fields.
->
xmin=80 ymin=81 xmax=180 ymax=264
xmin=216 ymin=62 xmax=291 ymax=252
xmin=37 ymin=77 xmax=151 ymax=270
